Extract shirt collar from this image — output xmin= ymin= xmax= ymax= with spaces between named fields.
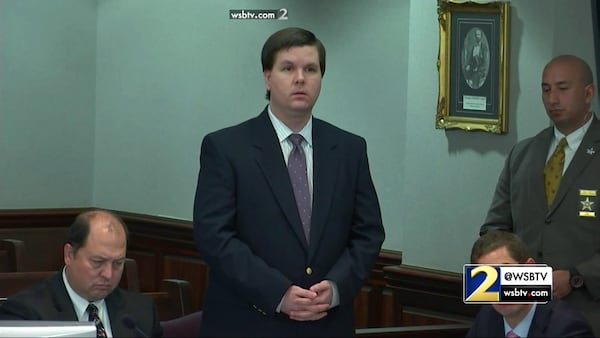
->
xmin=267 ymin=105 xmax=313 ymax=147
xmin=553 ymin=112 xmax=593 ymax=151
xmin=504 ymin=303 xmax=537 ymax=338
xmin=62 ymin=267 xmax=106 ymax=321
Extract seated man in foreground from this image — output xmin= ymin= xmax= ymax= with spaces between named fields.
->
xmin=0 ymin=209 xmax=163 ymax=337
xmin=466 ymin=230 xmax=593 ymax=337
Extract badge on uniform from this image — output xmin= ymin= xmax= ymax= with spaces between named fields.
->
xmin=586 ymin=147 xmax=595 ymax=155
xmin=579 ymin=189 xmax=597 ymax=217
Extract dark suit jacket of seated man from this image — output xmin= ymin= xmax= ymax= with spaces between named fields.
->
xmin=0 ymin=210 xmax=163 ymax=337
xmin=0 ymin=271 xmax=162 ymax=337
xmin=467 ymin=300 xmax=594 ymax=337
xmin=466 ymin=230 xmax=593 ymax=337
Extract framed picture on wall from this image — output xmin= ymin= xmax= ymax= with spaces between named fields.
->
xmin=435 ymin=0 xmax=510 ymax=134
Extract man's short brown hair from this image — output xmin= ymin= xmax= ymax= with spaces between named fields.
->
xmin=471 ymin=230 xmax=531 ymax=264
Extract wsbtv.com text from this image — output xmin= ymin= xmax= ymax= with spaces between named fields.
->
xmin=229 ymin=9 xmax=288 ymax=20
xmin=500 ymin=286 xmax=551 ymax=302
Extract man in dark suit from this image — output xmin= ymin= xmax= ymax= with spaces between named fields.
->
xmin=193 ymin=27 xmax=385 ymax=337
xmin=0 ymin=210 xmax=163 ymax=337
xmin=481 ymin=54 xmax=600 ymax=336
xmin=467 ymin=230 xmax=593 ymax=337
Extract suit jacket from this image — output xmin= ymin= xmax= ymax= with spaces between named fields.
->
xmin=193 ymin=108 xmax=385 ymax=337
xmin=482 ymin=115 xmax=600 ymax=333
xmin=0 ymin=271 xmax=163 ymax=337
xmin=466 ymin=300 xmax=594 ymax=337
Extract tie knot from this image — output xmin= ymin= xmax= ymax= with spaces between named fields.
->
xmin=557 ymin=137 xmax=568 ymax=148
xmin=506 ymin=330 xmax=519 ymax=338
xmin=289 ymin=134 xmax=304 ymax=147
xmin=87 ymin=303 xmax=98 ymax=316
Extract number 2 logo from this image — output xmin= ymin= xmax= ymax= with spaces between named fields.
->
xmin=466 ymin=265 xmax=500 ymax=302
xmin=278 ymin=8 xmax=288 ymax=20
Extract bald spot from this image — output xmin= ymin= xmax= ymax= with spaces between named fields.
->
xmin=86 ymin=211 xmax=126 ymax=245
xmin=545 ymin=55 xmax=594 ymax=85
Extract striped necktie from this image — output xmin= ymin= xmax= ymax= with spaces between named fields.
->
xmin=87 ymin=303 xmax=107 ymax=338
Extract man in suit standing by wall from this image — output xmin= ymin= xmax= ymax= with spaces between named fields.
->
xmin=0 ymin=209 xmax=163 ymax=337
xmin=467 ymin=230 xmax=593 ymax=337
xmin=193 ymin=27 xmax=385 ymax=337
xmin=481 ymin=54 xmax=600 ymax=336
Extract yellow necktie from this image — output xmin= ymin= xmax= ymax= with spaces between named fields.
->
xmin=544 ymin=137 xmax=568 ymax=206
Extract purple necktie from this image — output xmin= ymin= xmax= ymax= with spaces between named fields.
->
xmin=287 ymin=134 xmax=311 ymax=242
xmin=87 ymin=303 xmax=107 ymax=338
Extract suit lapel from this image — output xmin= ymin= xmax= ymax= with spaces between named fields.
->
xmin=481 ymin=306 xmax=506 ymax=336
xmin=106 ymin=290 xmax=127 ymax=336
xmin=527 ymin=303 xmax=551 ymax=336
xmin=49 ymin=272 xmax=79 ymax=321
xmin=252 ymin=110 xmax=309 ymax=248
xmin=308 ymin=119 xmax=338 ymax=257
xmin=551 ymin=117 xmax=600 ymax=213
xmin=531 ymin=128 xmax=554 ymax=212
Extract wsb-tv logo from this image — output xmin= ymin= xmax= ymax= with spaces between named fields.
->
xmin=463 ymin=264 xmax=553 ymax=304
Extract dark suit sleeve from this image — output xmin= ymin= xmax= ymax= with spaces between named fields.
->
xmin=0 ymin=297 xmax=40 ymax=320
xmin=552 ymin=319 xmax=595 ymax=337
xmin=480 ymin=146 xmax=515 ymax=235
xmin=538 ymin=300 xmax=595 ymax=337
xmin=0 ymin=276 xmax=64 ymax=320
xmin=322 ymin=138 xmax=385 ymax=305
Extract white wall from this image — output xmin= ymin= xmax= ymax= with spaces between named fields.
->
xmin=0 ymin=0 xmax=96 ymax=208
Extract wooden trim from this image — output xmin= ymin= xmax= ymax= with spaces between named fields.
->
xmin=0 ymin=208 xmax=89 ymax=228
xmin=0 ymin=239 xmax=25 ymax=272
xmin=384 ymin=264 xmax=479 ymax=318
xmin=356 ymin=323 xmax=470 ymax=338
xmin=0 ymin=208 xmax=474 ymax=329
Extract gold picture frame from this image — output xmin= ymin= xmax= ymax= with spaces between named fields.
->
xmin=435 ymin=0 xmax=510 ymax=133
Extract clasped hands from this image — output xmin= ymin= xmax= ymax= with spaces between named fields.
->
xmin=281 ymin=280 xmax=332 ymax=321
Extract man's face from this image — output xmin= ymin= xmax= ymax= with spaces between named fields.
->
xmin=64 ymin=220 xmax=126 ymax=301
xmin=477 ymin=246 xmax=532 ymax=320
xmin=542 ymin=58 xmax=594 ymax=134
xmin=263 ymin=45 xmax=322 ymax=122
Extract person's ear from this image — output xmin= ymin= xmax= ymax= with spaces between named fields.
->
xmin=584 ymin=83 xmax=594 ymax=105
xmin=524 ymin=257 xmax=535 ymax=264
xmin=263 ymin=70 xmax=272 ymax=91
xmin=64 ymin=243 xmax=74 ymax=265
